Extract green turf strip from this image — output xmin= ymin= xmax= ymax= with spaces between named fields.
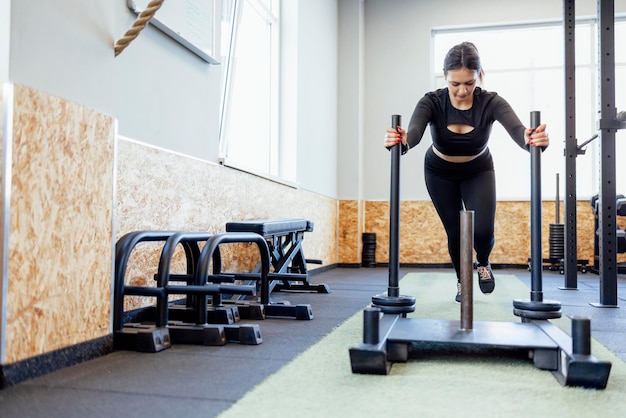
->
xmin=218 ymin=273 xmax=626 ymax=418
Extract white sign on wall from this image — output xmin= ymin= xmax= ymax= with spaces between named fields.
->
xmin=128 ymin=0 xmax=219 ymax=64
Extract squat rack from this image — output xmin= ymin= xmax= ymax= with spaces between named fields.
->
xmin=562 ymin=0 xmax=625 ymax=306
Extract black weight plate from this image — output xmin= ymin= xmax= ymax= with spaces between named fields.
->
xmin=372 ymin=294 xmax=416 ymax=307
xmin=513 ymin=308 xmax=562 ymax=320
xmin=512 ymin=298 xmax=562 ymax=311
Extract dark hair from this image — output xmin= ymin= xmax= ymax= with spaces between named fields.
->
xmin=443 ymin=42 xmax=485 ymax=82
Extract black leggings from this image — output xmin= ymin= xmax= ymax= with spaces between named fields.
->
xmin=424 ymin=146 xmax=496 ymax=281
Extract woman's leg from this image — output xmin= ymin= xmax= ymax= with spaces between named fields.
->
xmin=461 ymin=168 xmax=496 ymax=293
xmin=424 ymin=147 xmax=496 ymax=299
xmin=425 ymin=171 xmax=464 ymax=279
xmin=461 ymin=169 xmax=496 ymax=265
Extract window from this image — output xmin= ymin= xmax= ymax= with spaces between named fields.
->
xmin=432 ymin=18 xmax=625 ymax=200
xmin=219 ymin=0 xmax=281 ymax=180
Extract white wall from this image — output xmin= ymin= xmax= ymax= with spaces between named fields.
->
xmin=0 ymin=0 xmax=10 ymax=84
xmin=337 ymin=0 xmax=364 ymax=200
xmin=295 ymin=0 xmax=339 ymax=197
xmin=6 ymin=0 xmax=625 ymax=200
xmin=280 ymin=0 xmax=299 ymax=182
xmin=351 ymin=0 xmax=626 ymax=201
xmin=7 ymin=0 xmax=221 ymax=162
xmin=9 ymin=0 xmax=115 ymax=115
xmin=113 ymin=1 xmax=222 ymax=162
xmin=5 ymin=0 xmax=340 ymax=197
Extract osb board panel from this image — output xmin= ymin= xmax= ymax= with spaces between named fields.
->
xmin=364 ymin=201 xmax=447 ymax=264
xmin=363 ymin=200 xmax=598 ymax=266
xmin=5 ymin=85 xmax=115 ymax=364
xmin=338 ymin=200 xmax=361 ymax=263
xmin=494 ymin=201 xmax=596 ymax=264
xmin=116 ymin=139 xmax=337 ymax=310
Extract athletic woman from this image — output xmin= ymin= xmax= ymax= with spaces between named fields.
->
xmin=384 ymin=42 xmax=550 ymax=302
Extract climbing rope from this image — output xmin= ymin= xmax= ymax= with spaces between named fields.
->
xmin=114 ymin=0 xmax=165 ymax=57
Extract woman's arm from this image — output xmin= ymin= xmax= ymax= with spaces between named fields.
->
xmin=384 ymin=95 xmax=433 ymax=153
xmin=493 ymin=95 xmax=549 ymax=150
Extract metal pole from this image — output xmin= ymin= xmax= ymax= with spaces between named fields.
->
xmin=388 ymin=114 xmax=401 ymax=297
xmin=514 ymin=114 xmax=562 ymax=319
xmin=530 ymin=111 xmax=543 ymax=302
xmin=571 ymin=316 xmax=591 ymax=356
xmin=460 ymin=210 xmax=474 ymax=330
xmin=593 ymin=0 xmax=618 ymax=307
xmin=563 ymin=0 xmax=578 ymax=289
xmin=555 ymin=173 xmax=560 ymax=225
xmin=371 ymin=115 xmax=415 ymax=314
xmin=363 ymin=308 xmax=380 ymax=344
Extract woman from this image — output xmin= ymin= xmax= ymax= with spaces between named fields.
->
xmin=384 ymin=42 xmax=549 ymax=303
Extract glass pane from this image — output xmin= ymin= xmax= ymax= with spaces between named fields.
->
xmin=257 ymin=0 xmax=272 ymax=11
xmin=575 ymin=67 xmax=597 ymax=144
xmin=432 ymin=19 xmax=606 ymax=199
xmin=617 ymin=66 xmax=626 ymax=112
xmin=221 ymin=0 xmax=235 ymax=63
xmin=615 ymin=20 xmax=626 ymax=63
xmin=575 ymin=23 xmax=594 ymax=66
xmin=222 ymin=3 xmax=272 ymax=173
xmin=616 ymin=65 xmax=626 ymax=194
xmin=433 ymin=24 xmax=564 ymax=75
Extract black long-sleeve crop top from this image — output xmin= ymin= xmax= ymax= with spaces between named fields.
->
xmin=403 ymin=87 xmax=528 ymax=156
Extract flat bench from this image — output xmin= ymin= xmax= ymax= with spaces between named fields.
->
xmin=225 ymin=218 xmax=330 ymax=294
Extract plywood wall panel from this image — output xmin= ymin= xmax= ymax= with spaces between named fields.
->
xmin=359 ymin=200 xmax=598 ymax=267
xmin=338 ymin=200 xmax=360 ymax=264
xmin=4 ymin=85 xmax=114 ymax=364
xmin=115 ymin=139 xmax=338 ymax=310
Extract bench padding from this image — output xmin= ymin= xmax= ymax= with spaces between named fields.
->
xmin=226 ymin=218 xmax=313 ymax=237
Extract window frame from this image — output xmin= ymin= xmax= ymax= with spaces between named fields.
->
xmin=218 ymin=0 xmax=289 ymax=184
xmin=431 ymin=15 xmax=626 ymax=201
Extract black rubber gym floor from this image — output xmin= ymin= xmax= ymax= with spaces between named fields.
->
xmin=0 ymin=267 xmax=624 ymax=418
